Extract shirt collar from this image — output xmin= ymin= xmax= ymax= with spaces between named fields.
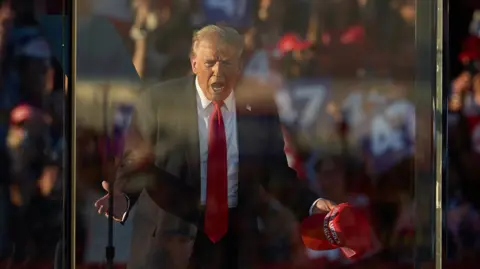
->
xmin=195 ymin=76 xmax=235 ymax=111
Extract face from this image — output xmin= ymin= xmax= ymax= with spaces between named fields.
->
xmin=190 ymin=37 xmax=242 ymax=101
xmin=400 ymin=2 xmax=415 ymax=24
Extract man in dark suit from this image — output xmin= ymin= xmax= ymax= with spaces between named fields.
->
xmin=95 ymin=25 xmax=335 ymax=269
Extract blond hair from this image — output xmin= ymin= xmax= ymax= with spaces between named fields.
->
xmin=191 ymin=25 xmax=244 ymax=58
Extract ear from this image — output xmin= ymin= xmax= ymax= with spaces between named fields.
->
xmin=190 ymin=56 xmax=198 ymax=75
xmin=237 ymin=59 xmax=244 ymax=75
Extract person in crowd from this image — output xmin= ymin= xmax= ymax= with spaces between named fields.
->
xmin=314 ymin=0 xmax=364 ymax=47
xmin=91 ymin=0 xmax=134 ymax=52
xmin=0 ymin=0 xmax=14 ymax=265
xmin=0 ymin=1 xmax=59 ymax=266
xmin=461 ymin=70 xmax=480 ymax=152
xmin=6 ymin=36 xmax=58 ymax=268
xmin=147 ymin=29 xmax=192 ymax=81
xmin=76 ymin=0 xmax=139 ymax=82
xmin=450 ymin=64 xmax=480 ymax=212
xmin=276 ymin=33 xmax=314 ymax=80
xmin=94 ymin=25 xmax=336 ymax=269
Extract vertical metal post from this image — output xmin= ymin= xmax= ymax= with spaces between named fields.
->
xmin=434 ymin=0 xmax=446 ymax=268
xmin=103 ymin=86 xmax=115 ymax=269
xmin=64 ymin=0 xmax=77 ymax=268
xmin=413 ymin=0 xmax=439 ymax=267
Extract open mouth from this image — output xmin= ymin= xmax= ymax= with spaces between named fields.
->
xmin=211 ymin=82 xmax=225 ymax=92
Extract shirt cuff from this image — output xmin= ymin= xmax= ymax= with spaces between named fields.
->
xmin=120 ymin=194 xmax=130 ymax=222
xmin=309 ymin=198 xmax=324 ymax=215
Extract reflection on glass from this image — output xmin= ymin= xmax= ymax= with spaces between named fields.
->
xmin=0 ymin=0 xmax=66 ymax=268
xmin=73 ymin=0 xmax=444 ymax=269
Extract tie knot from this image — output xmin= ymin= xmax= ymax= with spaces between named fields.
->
xmin=212 ymin=100 xmax=224 ymax=109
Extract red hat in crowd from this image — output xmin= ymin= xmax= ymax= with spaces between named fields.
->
xmin=459 ymin=36 xmax=480 ymax=63
xmin=276 ymin=33 xmax=312 ymax=56
xmin=10 ymin=104 xmax=33 ymax=124
xmin=300 ymin=203 xmax=374 ymax=260
xmin=459 ymin=11 xmax=480 ymax=62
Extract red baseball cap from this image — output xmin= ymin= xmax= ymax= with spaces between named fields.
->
xmin=10 ymin=104 xmax=33 ymax=124
xmin=276 ymin=33 xmax=312 ymax=56
xmin=300 ymin=203 xmax=373 ymax=259
xmin=459 ymin=36 xmax=480 ymax=62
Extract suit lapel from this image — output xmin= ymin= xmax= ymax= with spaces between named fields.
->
xmin=235 ymin=99 xmax=253 ymax=213
xmin=235 ymin=99 xmax=262 ymax=259
xmin=181 ymin=76 xmax=201 ymax=188
xmin=235 ymin=100 xmax=249 ymax=165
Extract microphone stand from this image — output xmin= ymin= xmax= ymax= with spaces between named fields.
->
xmin=102 ymin=84 xmax=115 ymax=269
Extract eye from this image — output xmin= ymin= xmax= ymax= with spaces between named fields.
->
xmin=205 ymin=60 xmax=216 ymax=67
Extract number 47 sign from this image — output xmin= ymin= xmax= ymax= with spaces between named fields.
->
xmin=276 ymin=79 xmax=329 ymax=130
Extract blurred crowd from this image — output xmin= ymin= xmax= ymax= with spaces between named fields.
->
xmin=447 ymin=9 xmax=480 ymax=262
xmin=0 ymin=0 xmax=479 ymax=268
xmin=0 ymin=0 xmax=65 ymax=268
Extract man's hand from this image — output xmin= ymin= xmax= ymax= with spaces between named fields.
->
xmin=311 ymin=198 xmax=337 ymax=215
xmin=94 ymin=181 xmax=129 ymax=222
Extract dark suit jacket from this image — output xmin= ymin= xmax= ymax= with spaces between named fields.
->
xmin=117 ymin=75 xmax=318 ymax=268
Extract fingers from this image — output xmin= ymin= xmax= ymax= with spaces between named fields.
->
xmin=96 ymin=205 xmax=122 ymax=222
xmin=313 ymin=198 xmax=337 ymax=214
xmin=95 ymin=194 xmax=109 ymax=215
xmin=102 ymin=179 xmax=124 ymax=195
xmin=94 ymin=194 xmax=123 ymax=222
xmin=95 ymin=198 xmax=114 ymax=219
xmin=327 ymin=200 xmax=337 ymax=210
xmin=97 ymin=204 xmax=106 ymax=215
xmin=102 ymin=180 xmax=110 ymax=192
xmin=97 ymin=204 xmax=119 ymax=221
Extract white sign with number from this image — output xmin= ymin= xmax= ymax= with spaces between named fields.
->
xmin=293 ymin=85 xmax=327 ymax=129
xmin=369 ymin=100 xmax=415 ymax=157
xmin=276 ymin=81 xmax=328 ymax=130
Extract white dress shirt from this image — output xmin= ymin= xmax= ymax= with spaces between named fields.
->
xmin=195 ymin=78 xmax=239 ymax=208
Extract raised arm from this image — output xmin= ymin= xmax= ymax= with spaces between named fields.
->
xmin=94 ymin=86 xmax=158 ymax=223
xmin=96 ymin=79 xmax=201 ymax=224
xmin=266 ymin=113 xmax=335 ymax=221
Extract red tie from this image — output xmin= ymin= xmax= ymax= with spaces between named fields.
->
xmin=204 ymin=101 xmax=228 ymax=243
